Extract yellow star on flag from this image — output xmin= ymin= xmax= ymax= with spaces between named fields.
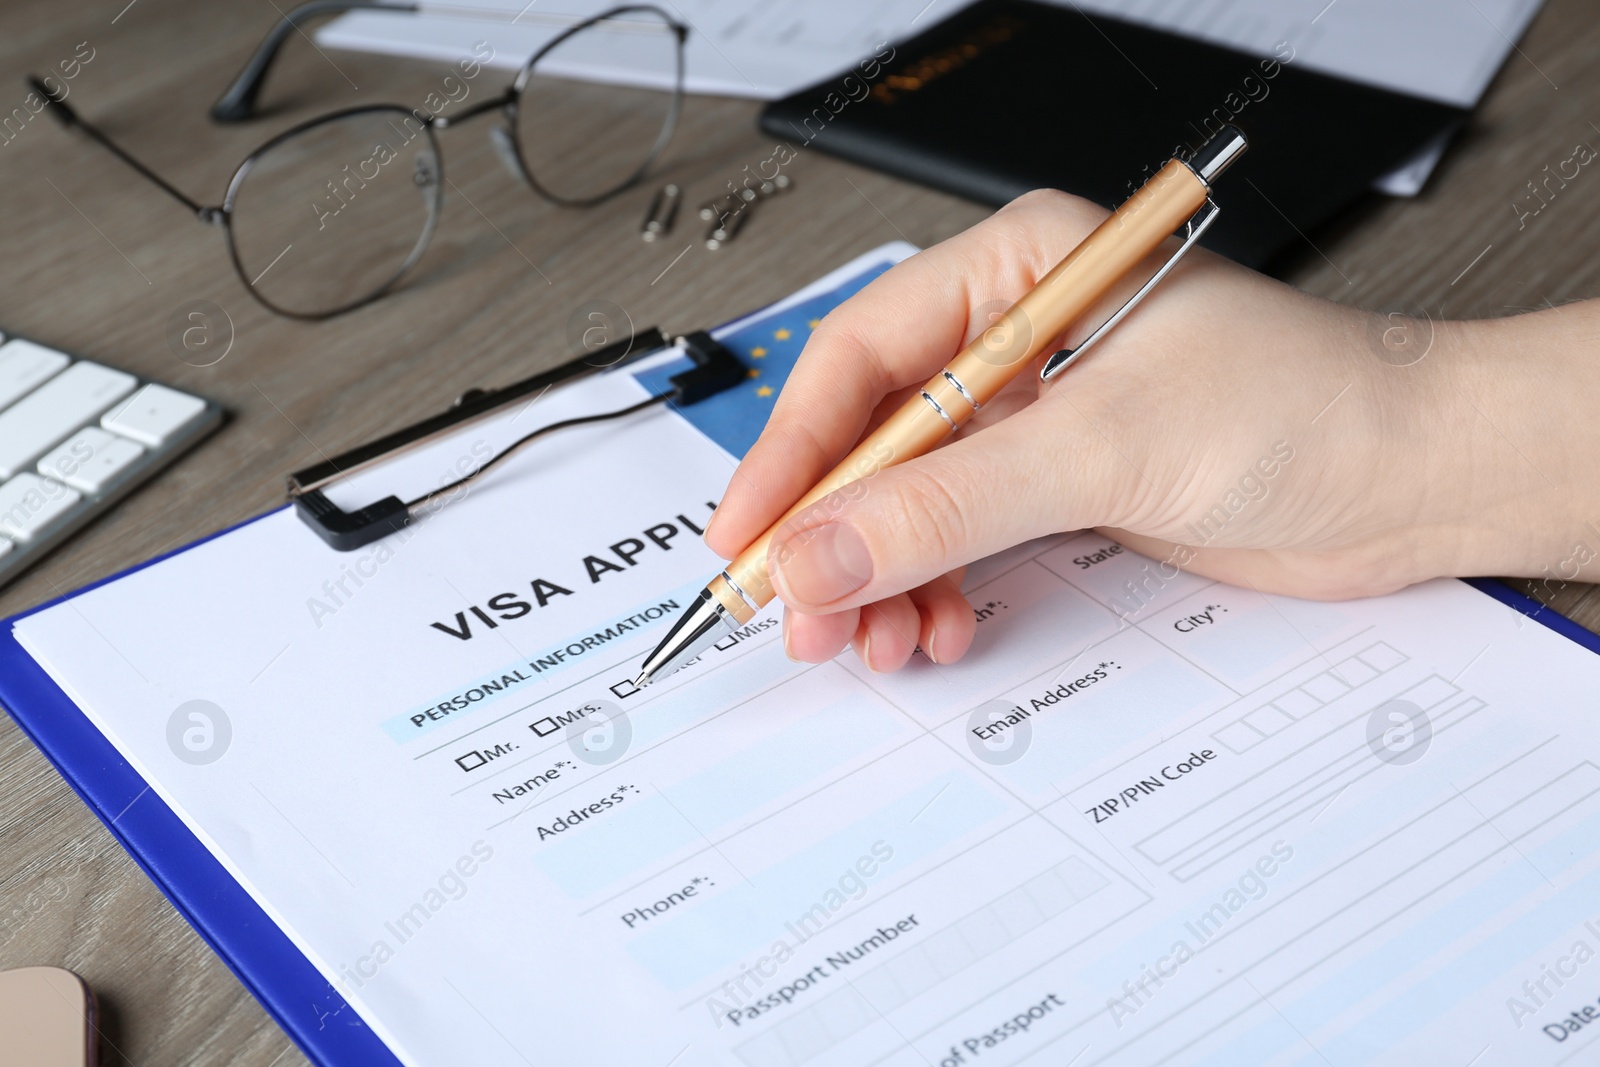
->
xmin=774 ymin=328 xmax=791 ymax=340
xmin=747 ymin=368 xmax=760 ymax=378
xmin=750 ymin=346 xmax=767 ymax=358
xmin=807 ymin=318 xmax=820 ymax=329
xmin=756 ymin=385 xmax=774 ymax=397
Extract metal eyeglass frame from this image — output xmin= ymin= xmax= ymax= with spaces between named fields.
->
xmin=28 ymin=2 xmax=688 ymax=321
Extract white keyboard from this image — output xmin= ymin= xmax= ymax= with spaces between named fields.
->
xmin=0 ymin=334 xmax=222 ymax=588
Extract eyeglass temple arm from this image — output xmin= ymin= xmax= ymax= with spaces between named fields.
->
xmin=212 ymin=0 xmax=420 ymax=123
xmin=29 ymin=77 xmax=209 ymax=218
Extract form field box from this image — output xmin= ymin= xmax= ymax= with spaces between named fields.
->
xmin=1357 ymin=641 xmax=1407 ymax=671
xmin=1300 ymin=672 xmax=1349 ymax=703
xmin=1491 ymin=761 xmax=1600 ymax=842
xmin=1214 ymin=719 xmax=1265 ymax=754
xmin=1244 ymin=706 xmax=1293 ymax=737
xmin=1216 ymin=640 xmax=1410 ymax=755
xmin=1146 ymin=684 xmax=1485 ymax=876
xmin=733 ymin=855 xmax=1110 ymax=1067
xmin=1329 ymin=656 xmax=1378 ymax=687
xmin=529 ymin=716 xmax=560 ymax=737
xmin=1274 ymin=688 xmax=1323 ymax=719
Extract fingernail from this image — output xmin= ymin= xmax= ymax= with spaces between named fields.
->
xmin=862 ymin=630 xmax=880 ymax=673
xmin=781 ymin=610 xmax=797 ymax=661
xmin=924 ymin=626 xmax=939 ymax=664
xmin=702 ymin=506 xmax=722 ymax=543
xmin=769 ymin=523 xmax=873 ymax=607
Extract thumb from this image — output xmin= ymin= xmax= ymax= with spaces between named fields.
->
xmin=767 ymin=402 xmax=1123 ymax=613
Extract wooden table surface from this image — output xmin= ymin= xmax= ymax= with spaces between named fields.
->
xmin=0 ymin=1 xmax=1596 ymax=1063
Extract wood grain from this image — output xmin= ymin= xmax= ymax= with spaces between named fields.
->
xmin=0 ymin=1 xmax=1594 ymax=1063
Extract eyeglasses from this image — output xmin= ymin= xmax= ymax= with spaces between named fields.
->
xmin=31 ymin=2 xmax=687 ymax=320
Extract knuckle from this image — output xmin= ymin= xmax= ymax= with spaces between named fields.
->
xmin=1002 ymin=187 xmax=1104 ymax=228
xmin=1006 ymin=187 xmax=1075 ymax=211
xmin=874 ymin=464 xmax=975 ymax=569
xmin=797 ymin=317 xmax=894 ymax=397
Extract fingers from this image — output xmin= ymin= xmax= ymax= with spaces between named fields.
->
xmin=705 ymin=190 xmax=1111 ymax=559
xmin=907 ymin=570 xmax=976 ymax=665
xmin=768 ymin=399 xmax=1124 ymax=615
xmin=784 ymin=569 xmax=978 ymax=669
xmin=782 ymin=603 xmax=856 ymax=662
xmin=851 ymin=594 xmax=921 ymax=672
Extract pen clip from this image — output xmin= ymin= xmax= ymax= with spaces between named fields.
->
xmin=1039 ymin=197 xmax=1222 ymax=382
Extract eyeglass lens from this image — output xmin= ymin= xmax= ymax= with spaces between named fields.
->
xmin=227 ymin=107 xmax=443 ymax=318
xmin=226 ymin=8 xmax=683 ymax=318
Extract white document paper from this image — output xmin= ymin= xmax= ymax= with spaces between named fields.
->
xmin=316 ymin=0 xmax=1543 ymax=106
xmin=315 ymin=0 xmax=1543 ymax=194
xmin=317 ymin=0 xmax=960 ymax=99
xmin=16 ymin=249 xmax=1600 ymax=1064
xmin=1063 ymin=0 xmax=1546 ymax=110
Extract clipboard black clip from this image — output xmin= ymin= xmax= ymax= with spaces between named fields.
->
xmin=286 ymin=328 xmax=745 ymax=552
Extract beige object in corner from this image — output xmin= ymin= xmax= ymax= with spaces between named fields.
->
xmin=0 ymin=966 xmax=96 ymax=1067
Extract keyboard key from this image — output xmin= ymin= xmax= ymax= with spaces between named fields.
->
xmin=0 ymin=473 xmax=81 ymax=541
xmin=101 ymin=383 xmax=207 ymax=447
xmin=0 ymin=339 xmax=69 ymax=410
xmin=38 ymin=427 xmax=145 ymax=494
xmin=0 ymin=361 xmax=136 ymax=478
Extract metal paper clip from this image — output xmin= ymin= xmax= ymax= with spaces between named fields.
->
xmin=1039 ymin=197 xmax=1223 ymax=381
xmin=641 ymin=183 xmax=681 ymax=242
xmin=704 ymin=200 xmax=754 ymax=249
xmin=699 ymin=192 xmax=746 ymax=222
xmin=698 ymin=175 xmax=791 ymax=221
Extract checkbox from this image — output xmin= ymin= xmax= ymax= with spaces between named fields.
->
xmin=1358 ymin=641 xmax=1407 ymax=672
xmin=713 ymin=634 xmax=739 ymax=652
xmin=1243 ymin=706 xmax=1293 ymax=737
xmin=1274 ymin=688 xmax=1322 ymax=719
xmin=455 ymin=750 xmax=487 ymax=772
xmin=529 ymin=716 xmax=559 ymax=737
xmin=610 ymin=678 xmax=640 ymax=699
xmin=1330 ymin=657 xmax=1378 ymax=688
xmin=1213 ymin=720 xmax=1264 ymax=754
xmin=1301 ymin=673 xmax=1349 ymax=704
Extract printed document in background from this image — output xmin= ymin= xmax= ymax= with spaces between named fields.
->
xmin=15 ymin=245 xmax=1600 ymax=1065
xmin=315 ymin=0 xmax=1546 ymax=195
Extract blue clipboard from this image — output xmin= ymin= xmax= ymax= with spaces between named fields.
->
xmin=3 ymin=248 xmax=1598 ymax=1066
xmin=0 ymin=253 xmax=897 ymax=1067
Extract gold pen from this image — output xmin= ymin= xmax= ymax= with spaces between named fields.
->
xmin=636 ymin=125 xmax=1248 ymax=686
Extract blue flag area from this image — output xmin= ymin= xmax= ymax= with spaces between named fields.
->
xmin=633 ymin=259 xmax=895 ymax=461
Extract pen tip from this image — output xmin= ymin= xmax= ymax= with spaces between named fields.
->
xmin=632 ymin=670 xmax=651 ymax=689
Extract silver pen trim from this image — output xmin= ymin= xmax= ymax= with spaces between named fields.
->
xmin=919 ymin=389 xmax=957 ymax=430
xmin=634 ymin=588 xmax=739 ymax=686
xmin=942 ymin=369 xmax=981 ymax=412
xmin=719 ymin=569 xmax=759 ymax=614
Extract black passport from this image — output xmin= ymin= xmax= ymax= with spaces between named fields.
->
xmin=759 ymin=0 xmax=1468 ymax=269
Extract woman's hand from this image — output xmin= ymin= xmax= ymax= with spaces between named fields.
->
xmin=702 ymin=189 xmax=1600 ymax=671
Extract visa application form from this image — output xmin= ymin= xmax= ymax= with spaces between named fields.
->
xmin=14 ymin=249 xmax=1600 ymax=1065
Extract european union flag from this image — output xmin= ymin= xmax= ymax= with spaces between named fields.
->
xmin=634 ymin=259 xmax=894 ymax=460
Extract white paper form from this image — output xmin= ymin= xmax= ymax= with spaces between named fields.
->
xmin=316 ymin=0 xmax=961 ymax=99
xmin=1064 ymin=0 xmax=1547 ymax=110
xmin=315 ymin=0 xmax=1544 ymax=194
xmin=315 ymin=0 xmax=1543 ymax=105
xmin=15 ymin=293 xmax=1600 ymax=1064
